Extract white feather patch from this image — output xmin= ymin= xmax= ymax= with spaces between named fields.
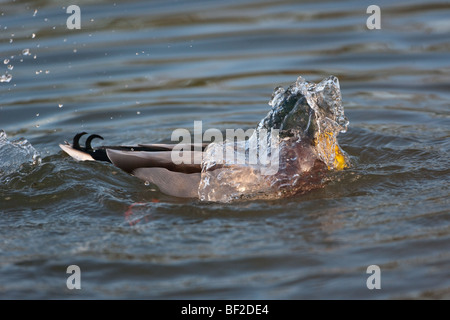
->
xmin=59 ymin=144 xmax=95 ymax=161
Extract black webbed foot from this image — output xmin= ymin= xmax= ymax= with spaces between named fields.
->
xmin=70 ymin=132 xmax=110 ymax=162
xmin=73 ymin=132 xmax=88 ymax=150
xmin=85 ymin=134 xmax=104 ymax=151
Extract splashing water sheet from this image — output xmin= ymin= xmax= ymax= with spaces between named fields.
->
xmin=0 ymin=130 xmax=41 ymax=181
xmin=199 ymin=75 xmax=350 ymax=202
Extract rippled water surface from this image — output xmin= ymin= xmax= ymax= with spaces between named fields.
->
xmin=0 ymin=0 xmax=449 ymax=299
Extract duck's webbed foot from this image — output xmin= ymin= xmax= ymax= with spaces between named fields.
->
xmin=72 ymin=132 xmax=87 ymax=150
xmin=72 ymin=132 xmax=104 ymax=151
xmin=69 ymin=132 xmax=110 ymax=162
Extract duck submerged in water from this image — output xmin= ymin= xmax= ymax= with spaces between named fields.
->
xmin=60 ymin=75 xmax=350 ymax=202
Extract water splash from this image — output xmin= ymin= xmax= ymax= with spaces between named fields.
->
xmin=0 ymin=130 xmax=41 ymax=180
xmin=296 ymin=76 xmax=349 ymax=170
xmin=199 ymin=75 xmax=349 ymax=202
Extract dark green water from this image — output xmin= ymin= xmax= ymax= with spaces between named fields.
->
xmin=0 ymin=0 xmax=449 ymax=299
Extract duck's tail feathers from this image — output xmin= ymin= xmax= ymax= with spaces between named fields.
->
xmin=59 ymin=132 xmax=110 ymax=162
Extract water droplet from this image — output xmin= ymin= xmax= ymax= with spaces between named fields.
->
xmin=73 ymin=49 xmax=77 ymax=53
xmin=3 ymin=59 xmax=9 ymax=64
xmin=9 ymin=39 xmax=13 ymax=43
xmin=31 ymin=33 xmax=36 ymax=38
xmin=144 ymin=181 xmax=150 ymax=186
xmin=45 ymin=70 xmax=49 ymax=74
xmin=7 ymin=65 xmax=13 ymax=70
xmin=22 ymin=49 xmax=30 ymax=56
xmin=136 ymin=111 xmax=141 ymax=115
xmin=0 ymin=74 xmax=12 ymax=83
xmin=58 ymin=104 xmax=63 ymax=108
xmin=33 ymin=9 xmax=37 ymax=17
xmin=36 ymin=113 xmax=39 ymax=117
xmin=35 ymin=124 xmax=40 ymax=128
xmin=33 ymin=55 xmax=37 ymax=59
xmin=44 ymin=18 xmax=48 ymax=22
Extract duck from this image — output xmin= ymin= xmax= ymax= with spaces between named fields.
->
xmin=59 ymin=75 xmax=350 ymax=202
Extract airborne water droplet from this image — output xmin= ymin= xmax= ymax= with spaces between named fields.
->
xmin=3 ymin=59 xmax=9 ymax=64
xmin=22 ymin=49 xmax=31 ymax=56
xmin=58 ymin=104 xmax=63 ymax=108
xmin=0 ymin=74 xmax=12 ymax=83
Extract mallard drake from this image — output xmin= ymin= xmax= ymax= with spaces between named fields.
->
xmin=60 ymin=75 xmax=349 ymax=202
